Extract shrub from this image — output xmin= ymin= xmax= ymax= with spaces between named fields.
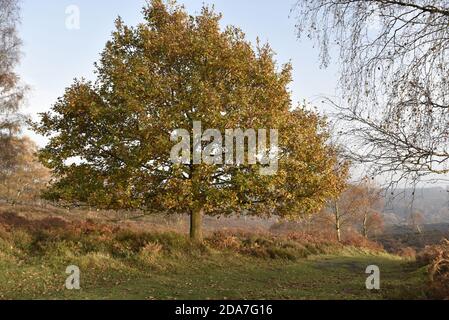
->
xmin=138 ymin=242 xmax=163 ymax=265
xmin=78 ymin=252 xmax=124 ymax=271
xmin=0 ymin=210 xmax=388 ymax=268
xmin=396 ymin=247 xmax=417 ymax=260
xmin=342 ymin=232 xmax=384 ymax=252
xmin=205 ymin=230 xmax=380 ymax=261
xmin=417 ymin=239 xmax=449 ymax=299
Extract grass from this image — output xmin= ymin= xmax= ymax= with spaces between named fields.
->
xmin=0 ymin=251 xmax=428 ymax=300
xmin=0 ymin=209 xmax=429 ymax=300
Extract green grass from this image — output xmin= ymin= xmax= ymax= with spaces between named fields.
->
xmin=0 ymin=248 xmax=428 ymax=300
xmin=0 ymin=213 xmax=429 ymax=300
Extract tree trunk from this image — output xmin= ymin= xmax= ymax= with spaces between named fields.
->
xmin=362 ymin=212 xmax=368 ymax=238
xmin=190 ymin=207 xmax=203 ymax=242
xmin=334 ymin=200 xmax=342 ymax=242
xmin=336 ymin=218 xmax=341 ymax=242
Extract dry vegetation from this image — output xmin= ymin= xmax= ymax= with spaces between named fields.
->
xmin=0 ymin=203 xmax=384 ymax=262
xmin=0 ymin=203 xmax=437 ymax=299
xmin=0 ymin=204 xmax=426 ymax=299
xmin=417 ymin=239 xmax=449 ymax=299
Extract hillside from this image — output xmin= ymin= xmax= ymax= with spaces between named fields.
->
xmin=378 ymin=223 xmax=449 ymax=252
xmin=0 ymin=205 xmax=428 ymax=300
xmin=384 ymin=187 xmax=449 ymax=224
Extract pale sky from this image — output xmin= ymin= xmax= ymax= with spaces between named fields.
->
xmin=16 ymin=0 xmax=339 ymax=146
xmin=14 ymin=0 xmax=449 ymax=189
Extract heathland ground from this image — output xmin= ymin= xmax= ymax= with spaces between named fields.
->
xmin=0 ymin=204 xmax=428 ymax=300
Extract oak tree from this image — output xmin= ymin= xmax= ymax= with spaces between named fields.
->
xmin=34 ymin=1 xmax=345 ymax=241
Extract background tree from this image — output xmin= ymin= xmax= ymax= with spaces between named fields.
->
xmin=326 ymin=185 xmax=361 ymax=242
xmin=0 ymin=0 xmax=25 ymax=153
xmin=0 ymin=137 xmax=50 ymax=204
xmin=0 ymin=0 xmax=29 ymax=190
xmin=294 ymin=0 xmax=449 ymax=183
xmin=33 ymin=0 xmax=345 ymax=241
xmin=365 ymin=211 xmax=385 ymax=239
xmin=317 ymin=178 xmax=383 ymax=242
xmin=311 ymin=156 xmax=350 ymax=242
xmin=409 ymin=211 xmax=424 ymax=233
xmin=351 ymin=178 xmax=384 ymax=238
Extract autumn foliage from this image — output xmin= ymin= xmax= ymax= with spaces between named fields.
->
xmin=33 ymin=0 xmax=346 ymax=241
xmin=417 ymin=239 xmax=449 ymax=299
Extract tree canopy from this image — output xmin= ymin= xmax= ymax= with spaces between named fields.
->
xmin=34 ymin=0 xmax=346 ymax=241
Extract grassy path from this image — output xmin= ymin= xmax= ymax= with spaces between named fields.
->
xmin=0 ymin=253 xmax=427 ymax=300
